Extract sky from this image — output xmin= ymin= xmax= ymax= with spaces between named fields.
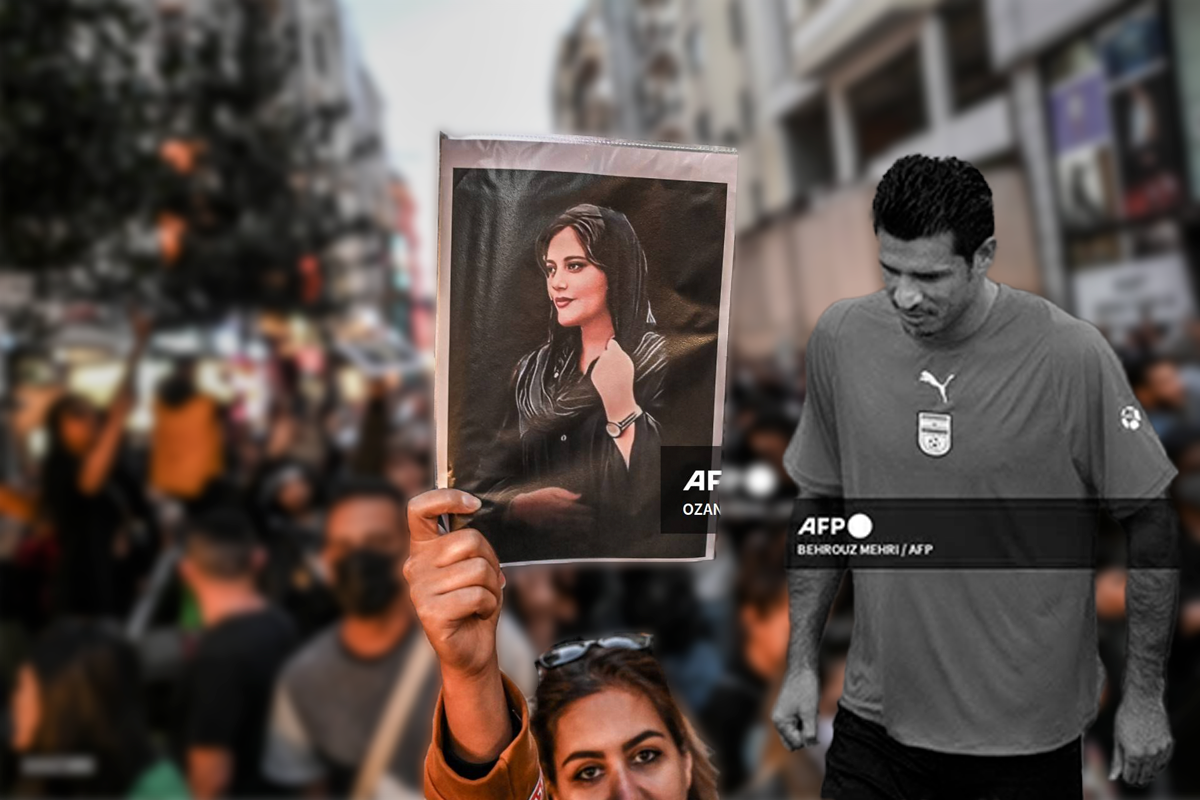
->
xmin=344 ymin=0 xmax=585 ymax=296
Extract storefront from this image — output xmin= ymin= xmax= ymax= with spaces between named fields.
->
xmin=1043 ymin=0 xmax=1198 ymax=343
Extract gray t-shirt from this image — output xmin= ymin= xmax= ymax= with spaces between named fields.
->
xmin=784 ymin=284 xmax=1176 ymax=755
xmin=262 ymin=623 xmax=439 ymax=796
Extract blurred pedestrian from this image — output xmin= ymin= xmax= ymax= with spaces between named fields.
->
xmin=1126 ymin=354 xmax=1188 ymax=438
xmin=1163 ymin=427 xmax=1200 ymax=795
xmin=385 ymin=424 xmax=434 ymax=501
xmin=406 ymin=489 xmax=719 ymax=800
xmin=505 ymin=565 xmax=580 ymax=654
xmin=39 ymin=312 xmax=152 ymax=619
xmin=252 ymin=459 xmax=336 ymax=639
xmin=150 ymin=356 xmax=228 ymax=516
xmin=734 ymin=531 xmax=823 ymax=799
xmin=173 ymin=509 xmax=298 ymax=799
xmin=8 ymin=620 xmax=189 ymax=799
xmin=260 ymin=479 xmax=446 ymax=796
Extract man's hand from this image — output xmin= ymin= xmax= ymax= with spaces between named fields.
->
xmin=404 ymin=489 xmax=504 ymax=681
xmin=772 ymin=665 xmax=820 ymax=751
xmin=1109 ymin=691 xmax=1173 ymax=786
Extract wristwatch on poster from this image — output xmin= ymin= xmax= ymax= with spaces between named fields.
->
xmin=606 ymin=407 xmax=643 ymax=438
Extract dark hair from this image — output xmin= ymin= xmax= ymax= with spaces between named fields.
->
xmin=1124 ymin=353 xmax=1174 ymax=392
xmin=534 ymin=204 xmax=656 ymax=359
xmin=184 ymin=508 xmax=259 ymax=579
xmin=872 ymin=154 xmax=994 ymax=262
xmin=39 ymin=393 xmax=95 ymax=525
xmin=16 ymin=621 xmax=155 ymax=798
xmin=44 ymin=393 xmax=94 ymax=460
xmin=326 ymin=475 xmax=408 ymax=532
xmin=158 ymin=356 xmax=199 ymax=408
xmin=531 ymin=647 xmax=718 ymax=799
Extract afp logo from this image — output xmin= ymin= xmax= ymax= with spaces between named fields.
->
xmin=796 ymin=513 xmax=874 ymax=539
xmin=683 ymin=463 xmax=779 ymax=499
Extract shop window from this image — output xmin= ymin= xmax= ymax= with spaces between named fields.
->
xmin=942 ymin=0 xmax=1005 ymax=111
xmin=782 ymin=99 xmax=833 ymax=200
xmin=848 ymin=46 xmax=927 ymax=167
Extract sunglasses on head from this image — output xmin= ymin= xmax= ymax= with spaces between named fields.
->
xmin=536 ymin=633 xmax=654 ymax=670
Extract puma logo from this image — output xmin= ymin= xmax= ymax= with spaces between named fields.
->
xmin=919 ymin=370 xmax=955 ymax=404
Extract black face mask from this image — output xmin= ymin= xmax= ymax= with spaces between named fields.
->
xmin=333 ymin=549 xmax=400 ymax=619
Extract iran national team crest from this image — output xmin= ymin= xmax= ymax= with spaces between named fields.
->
xmin=917 ymin=412 xmax=952 ymax=457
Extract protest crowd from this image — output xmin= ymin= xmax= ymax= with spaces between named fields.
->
xmin=3 ymin=0 xmax=1200 ymax=798
xmin=0 ymin=312 xmax=1194 ymax=799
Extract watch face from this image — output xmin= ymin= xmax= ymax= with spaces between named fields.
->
xmin=606 ymin=422 xmax=621 ymax=438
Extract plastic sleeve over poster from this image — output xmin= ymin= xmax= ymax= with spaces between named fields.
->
xmin=435 ymin=133 xmax=737 ymax=566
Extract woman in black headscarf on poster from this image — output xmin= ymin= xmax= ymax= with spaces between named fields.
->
xmin=471 ymin=204 xmax=668 ymax=561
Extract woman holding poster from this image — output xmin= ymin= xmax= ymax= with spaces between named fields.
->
xmin=479 ymin=204 xmax=667 ymax=550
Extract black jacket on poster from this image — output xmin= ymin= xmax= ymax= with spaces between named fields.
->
xmin=469 ymin=328 xmax=667 ymax=562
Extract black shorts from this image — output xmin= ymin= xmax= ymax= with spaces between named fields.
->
xmin=822 ymin=706 xmax=1083 ymax=800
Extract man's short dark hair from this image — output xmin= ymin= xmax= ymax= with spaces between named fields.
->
xmin=184 ymin=509 xmax=258 ymax=580
xmin=1124 ymin=352 xmax=1174 ymax=392
xmin=872 ymin=154 xmax=994 ymax=262
xmin=327 ymin=476 xmax=408 ymax=523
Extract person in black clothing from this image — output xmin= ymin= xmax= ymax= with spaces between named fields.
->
xmin=251 ymin=458 xmax=337 ymax=639
xmin=40 ymin=313 xmax=152 ymax=619
xmin=175 ymin=509 xmax=298 ymax=799
xmin=469 ymin=204 xmax=669 ymax=560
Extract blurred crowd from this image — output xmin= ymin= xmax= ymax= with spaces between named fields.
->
xmin=0 ymin=308 xmax=1198 ymax=800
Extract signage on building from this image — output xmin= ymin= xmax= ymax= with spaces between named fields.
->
xmin=1072 ymin=252 xmax=1196 ymax=340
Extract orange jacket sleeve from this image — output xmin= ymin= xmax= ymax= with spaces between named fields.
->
xmin=424 ymin=673 xmax=545 ymax=800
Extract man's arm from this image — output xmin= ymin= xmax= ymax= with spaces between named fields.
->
xmin=1111 ymin=496 xmax=1180 ymax=786
xmin=773 ymin=491 xmax=846 ymax=750
xmin=187 ymin=747 xmax=232 ymax=800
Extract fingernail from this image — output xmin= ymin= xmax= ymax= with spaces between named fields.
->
xmin=500 ymin=570 xmax=507 ymax=589
xmin=465 ymin=494 xmax=482 ymax=511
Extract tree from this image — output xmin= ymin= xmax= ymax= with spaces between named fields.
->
xmin=152 ymin=0 xmax=380 ymax=323
xmin=0 ymin=0 xmax=382 ymax=327
xmin=0 ymin=0 xmax=160 ymax=281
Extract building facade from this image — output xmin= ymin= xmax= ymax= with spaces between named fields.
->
xmin=554 ymin=0 xmax=1200 ymax=360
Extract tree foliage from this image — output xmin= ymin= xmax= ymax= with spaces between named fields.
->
xmin=0 ymin=0 xmax=382 ymax=326
xmin=0 ymin=0 xmax=159 ymax=278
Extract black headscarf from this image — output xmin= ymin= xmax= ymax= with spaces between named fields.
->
xmin=514 ymin=204 xmax=666 ymax=439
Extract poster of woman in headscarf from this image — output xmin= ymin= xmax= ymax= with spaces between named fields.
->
xmin=436 ymin=135 xmax=737 ymax=565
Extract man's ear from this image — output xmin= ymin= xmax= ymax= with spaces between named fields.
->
xmin=972 ymin=236 xmax=997 ymax=276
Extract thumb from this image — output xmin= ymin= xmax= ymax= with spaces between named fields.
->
xmin=1110 ymin=740 xmax=1124 ymax=783
xmin=407 ymin=489 xmax=481 ymax=544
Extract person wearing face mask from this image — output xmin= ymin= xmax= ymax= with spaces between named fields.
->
xmin=260 ymin=478 xmax=537 ymax=798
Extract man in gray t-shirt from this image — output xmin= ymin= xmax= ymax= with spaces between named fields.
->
xmin=774 ymin=155 xmax=1180 ymax=799
xmin=261 ymin=479 xmax=537 ymax=798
